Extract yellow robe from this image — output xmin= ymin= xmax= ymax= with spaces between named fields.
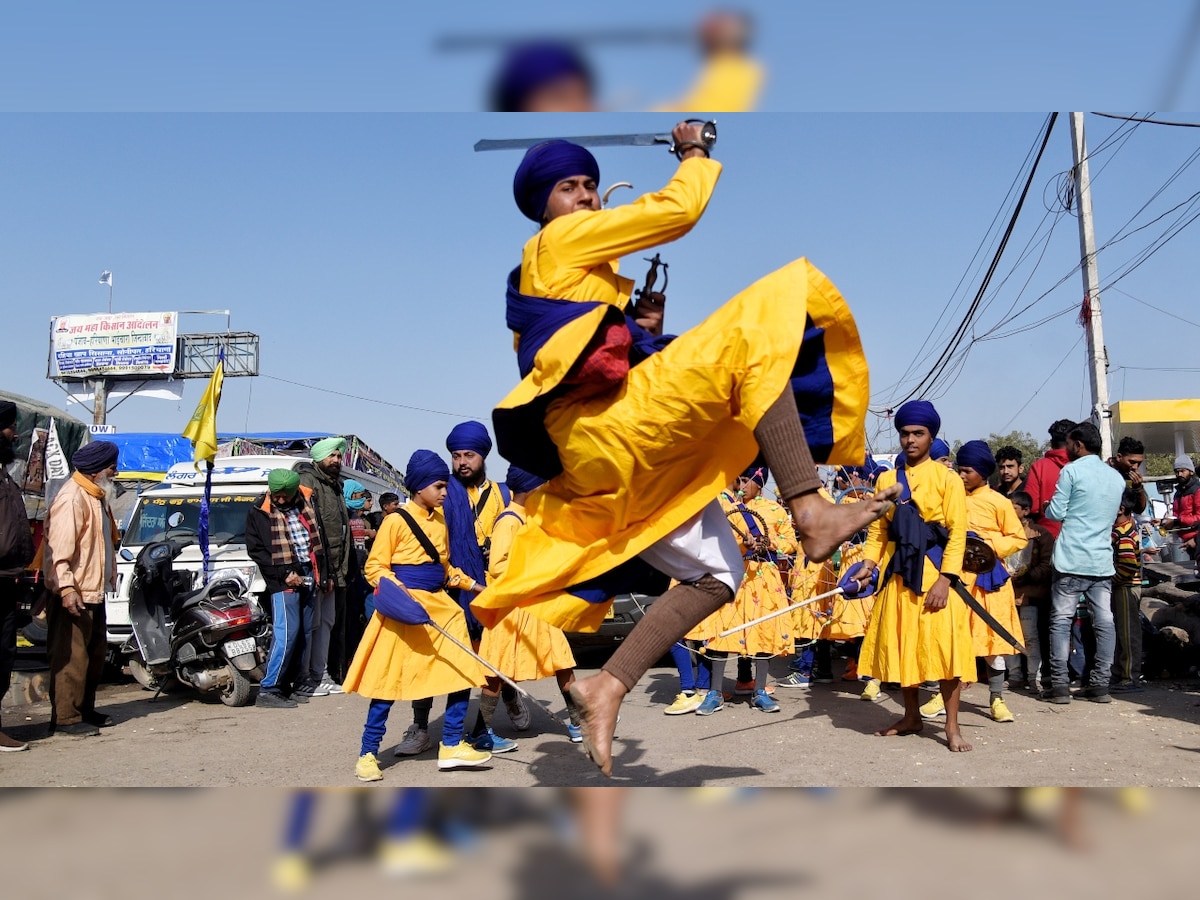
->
xmin=478 ymin=501 xmax=577 ymax=680
xmin=652 ymin=52 xmax=765 ymax=112
xmin=343 ymin=505 xmax=488 ymax=701
xmin=474 ymin=158 xmax=870 ymax=633
xmin=468 ymin=479 xmax=508 ymax=550
xmin=857 ymin=459 xmax=975 ymax=686
xmin=964 ymin=485 xmax=1027 ymax=657
xmin=693 ymin=493 xmax=796 ymax=656
xmin=791 ymin=489 xmax=871 ymax=641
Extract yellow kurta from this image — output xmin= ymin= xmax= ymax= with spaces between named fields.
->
xmin=468 ymin=479 xmax=508 ymax=550
xmin=695 ymin=494 xmax=796 ymax=656
xmin=857 ymin=459 xmax=975 ymax=686
xmin=964 ymin=485 xmax=1027 ymax=657
xmin=478 ymin=501 xmax=576 ymax=680
xmin=474 ymin=158 xmax=870 ymax=633
xmin=791 ymin=490 xmax=872 ymax=641
xmin=652 ymin=52 xmax=765 ymax=112
xmin=343 ymin=505 xmax=488 ymax=701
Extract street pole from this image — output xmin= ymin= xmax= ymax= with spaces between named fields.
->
xmin=92 ymin=378 xmax=108 ymax=426
xmin=1069 ymin=112 xmax=1113 ymax=460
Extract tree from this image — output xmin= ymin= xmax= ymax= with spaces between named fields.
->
xmin=983 ymin=430 xmax=1046 ymax=474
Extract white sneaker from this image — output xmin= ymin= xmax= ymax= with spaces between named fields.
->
xmin=292 ymin=681 xmax=330 ymax=698
xmin=319 ymin=677 xmax=345 ymax=695
xmin=393 ymin=724 xmax=432 ymax=757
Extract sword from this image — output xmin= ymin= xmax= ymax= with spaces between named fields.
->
xmin=949 ymin=580 xmax=1027 ymax=655
xmin=475 ymin=119 xmax=717 ymax=154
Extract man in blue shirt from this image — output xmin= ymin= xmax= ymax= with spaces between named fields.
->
xmin=1042 ymin=421 xmax=1125 ymax=703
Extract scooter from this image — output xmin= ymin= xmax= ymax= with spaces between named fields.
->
xmin=120 ymin=539 xmax=269 ymax=707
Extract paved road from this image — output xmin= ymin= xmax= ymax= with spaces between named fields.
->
xmin=3 ymin=659 xmax=1199 ymax=787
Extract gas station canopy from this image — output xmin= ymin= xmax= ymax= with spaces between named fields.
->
xmin=1110 ymin=399 xmax=1200 ymax=456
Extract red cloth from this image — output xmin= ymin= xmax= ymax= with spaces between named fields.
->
xmin=563 ymin=321 xmax=632 ymax=388
xmin=1172 ymin=479 xmax=1200 ymax=542
xmin=1026 ymin=448 xmax=1070 ymax=539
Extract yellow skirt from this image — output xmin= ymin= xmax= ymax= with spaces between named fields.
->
xmin=342 ymin=588 xmax=488 ymax=701
xmin=697 ymin=559 xmax=793 ymax=656
xmin=966 ymin=578 xmax=1024 ymax=657
xmin=791 ymin=543 xmax=873 ymax=641
xmin=857 ymin=577 xmax=975 ymax=687
xmin=474 ymin=258 xmax=869 ymax=634
xmin=478 ymin=607 xmax=576 ymax=681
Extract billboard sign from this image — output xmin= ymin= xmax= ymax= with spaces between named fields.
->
xmin=49 ymin=312 xmax=178 ymax=379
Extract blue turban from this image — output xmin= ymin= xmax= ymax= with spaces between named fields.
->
xmin=931 ymin=438 xmax=952 ymax=461
xmin=445 ymin=421 xmax=493 ymax=457
xmin=956 ymin=440 xmax=996 ymax=479
xmin=894 ymin=400 xmax=941 ymax=437
xmin=491 ymin=42 xmax=592 ymax=113
xmin=513 ymin=140 xmax=600 ymax=223
xmin=404 ymin=450 xmax=449 ymax=495
xmin=343 ymin=479 xmax=367 ymax=510
xmin=72 ymin=440 xmax=119 ymax=475
xmin=505 ymin=465 xmax=546 ymax=495
xmin=741 ymin=463 xmax=769 ymax=487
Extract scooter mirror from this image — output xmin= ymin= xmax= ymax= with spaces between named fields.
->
xmin=119 ymin=548 xmax=135 ymax=562
xmin=167 ymin=512 xmax=186 ymax=528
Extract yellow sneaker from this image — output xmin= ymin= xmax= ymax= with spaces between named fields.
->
xmin=379 ymin=833 xmax=454 ymax=878
xmin=437 ymin=741 xmax=492 ymax=770
xmin=920 ymin=693 xmax=946 ymax=718
xmin=355 ymin=752 xmax=383 ymax=782
xmin=990 ymin=695 xmax=1014 ymax=723
xmin=860 ymin=678 xmax=883 ymax=702
xmin=270 ymin=852 xmax=311 ymax=892
xmin=664 ymin=691 xmax=704 ymax=715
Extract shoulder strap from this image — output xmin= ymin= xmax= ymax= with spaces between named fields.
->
xmin=473 ymin=485 xmax=493 ymax=518
xmin=396 ymin=507 xmax=441 ymax=566
xmin=494 ymin=509 xmax=524 ymax=529
xmin=499 ymin=483 xmax=511 ymax=507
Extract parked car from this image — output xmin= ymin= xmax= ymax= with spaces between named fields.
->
xmin=564 ymin=592 xmax=658 ymax=654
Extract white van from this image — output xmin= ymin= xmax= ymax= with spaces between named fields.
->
xmin=106 ymin=455 xmax=399 ymax=649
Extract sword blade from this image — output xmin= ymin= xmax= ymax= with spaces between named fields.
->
xmin=475 ymin=132 xmax=671 ymax=152
xmin=950 ymin=582 xmax=1027 ymax=655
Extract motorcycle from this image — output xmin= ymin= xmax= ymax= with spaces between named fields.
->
xmin=120 ymin=539 xmax=269 ymax=707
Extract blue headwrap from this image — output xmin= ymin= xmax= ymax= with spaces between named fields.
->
xmin=343 ymin=479 xmax=367 ymax=510
xmin=931 ymin=439 xmax=952 ymax=461
xmin=491 ymin=42 xmax=592 ymax=112
xmin=741 ymin=463 xmax=769 ymax=487
xmin=894 ymin=400 xmax=942 ymax=437
xmin=404 ymin=450 xmax=449 ymax=495
xmin=513 ymin=140 xmax=600 ymax=223
xmin=445 ymin=421 xmax=493 ymax=457
xmin=505 ymin=465 xmax=546 ymax=495
xmin=72 ymin=440 xmax=119 ymax=475
xmin=956 ymin=440 xmax=996 ymax=479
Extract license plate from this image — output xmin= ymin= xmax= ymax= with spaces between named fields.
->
xmin=604 ymin=607 xmax=615 ymax=621
xmin=224 ymin=637 xmax=256 ymax=657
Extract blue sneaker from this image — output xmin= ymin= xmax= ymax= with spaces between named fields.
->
xmin=468 ymin=728 xmax=518 ymax=753
xmin=566 ymin=721 xmax=583 ymax=743
xmin=752 ymin=689 xmax=780 ymax=713
xmin=695 ymin=689 xmax=724 ymax=716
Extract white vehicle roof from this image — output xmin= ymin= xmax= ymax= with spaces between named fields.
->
xmin=157 ymin=456 xmax=304 ymax=488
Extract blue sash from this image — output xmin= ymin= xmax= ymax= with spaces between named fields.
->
xmin=882 ymin=467 xmax=949 ymax=595
xmin=735 ymin=503 xmax=775 ymax=562
xmin=390 ymin=563 xmax=445 ymax=593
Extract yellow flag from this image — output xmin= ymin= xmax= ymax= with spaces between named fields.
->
xmin=182 ymin=360 xmax=224 ymax=467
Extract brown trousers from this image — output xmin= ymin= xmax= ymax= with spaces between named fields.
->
xmin=47 ymin=593 xmax=107 ymax=726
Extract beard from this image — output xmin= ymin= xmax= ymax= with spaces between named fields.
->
xmin=0 ymin=434 xmax=14 ymax=466
xmin=95 ymin=473 xmax=117 ymax=507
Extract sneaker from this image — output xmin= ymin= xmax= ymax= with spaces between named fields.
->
xmin=53 ymin=721 xmax=101 ymax=737
xmin=566 ymin=722 xmax=583 ymax=743
xmin=841 ymin=659 xmax=860 ymax=681
xmin=733 ymin=680 xmax=755 ymax=696
xmin=504 ymin=695 xmax=531 ymax=731
xmin=437 ymin=741 xmax=492 ymax=770
xmin=695 ymin=689 xmax=725 ymax=716
xmin=1039 ymin=689 xmax=1071 ymax=705
xmin=378 ymin=834 xmax=454 ymax=878
xmin=255 ymin=690 xmax=298 ymax=709
xmin=319 ymin=677 xmax=345 ymax=695
xmin=1110 ymin=681 xmax=1145 ymax=694
xmin=920 ymin=693 xmax=946 ymax=719
xmin=393 ymin=724 xmax=432 ymax=757
xmin=1082 ymin=688 xmax=1112 ymax=703
xmin=775 ymin=672 xmax=811 ymax=688
xmin=293 ymin=681 xmax=330 ymax=699
xmin=860 ymin=679 xmax=885 ymax=702
xmin=990 ymin=696 xmax=1015 ymax=723
xmin=0 ymin=731 xmax=29 ymax=752
xmin=355 ymin=752 xmax=383 ymax=782
xmin=665 ymin=691 xmax=705 ymax=715
xmin=468 ymin=728 xmax=518 ymax=753
xmin=788 ymin=658 xmax=811 ymax=674
xmin=751 ymin=689 xmax=780 ymax=713
xmin=271 ymin=853 xmax=311 ymax=892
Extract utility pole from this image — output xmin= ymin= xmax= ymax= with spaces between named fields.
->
xmin=1070 ymin=112 xmax=1113 ymax=460
xmin=92 ymin=378 xmax=108 ymax=426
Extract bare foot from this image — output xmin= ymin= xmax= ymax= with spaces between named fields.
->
xmin=568 ymin=672 xmax=626 ymax=777
xmin=791 ymin=484 xmax=901 ymax=561
xmin=946 ymin=727 xmax=973 ymax=752
xmin=876 ymin=716 xmax=923 ymax=737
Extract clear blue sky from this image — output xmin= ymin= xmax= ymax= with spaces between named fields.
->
xmin=2 ymin=1 xmax=1198 ymax=111
xmin=3 ymin=112 xmax=1198 ymax=472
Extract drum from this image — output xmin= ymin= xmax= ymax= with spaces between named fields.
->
xmin=962 ymin=535 xmax=997 ymax=574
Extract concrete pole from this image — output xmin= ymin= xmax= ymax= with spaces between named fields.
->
xmin=1070 ymin=112 xmax=1113 ymax=460
xmin=92 ymin=378 xmax=108 ymax=426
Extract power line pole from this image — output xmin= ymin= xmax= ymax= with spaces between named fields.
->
xmin=1070 ymin=112 xmax=1113 ymax=459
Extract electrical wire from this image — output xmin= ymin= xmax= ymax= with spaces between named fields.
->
xmin=1092 ymin=112 xmax=1200 ymax=128
xmin=996 ymin=334 xmax=1085 ymax=434
xmin=260 ymin=373 xmax=488 ymax=419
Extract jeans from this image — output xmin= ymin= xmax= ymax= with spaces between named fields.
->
xmin=261 ymin=588 xmax=313 ymax=693
xmin=301 ymin=585 xmax=338 ymax=685
xmin=1049 ymin=572 xmax=1115 ymax=693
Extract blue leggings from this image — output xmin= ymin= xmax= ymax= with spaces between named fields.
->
xmin=361 ymin=691 xmax=471 ymax=756
xmin=669 ymin=642 xmax=711 ymax=691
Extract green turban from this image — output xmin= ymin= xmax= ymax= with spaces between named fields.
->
xmin=267 ymin=468 xmax=301 ymax=496
xmin=310 ymin=436 xmax=347 ymax=462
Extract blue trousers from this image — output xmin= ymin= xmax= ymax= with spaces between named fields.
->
xmin=670 ymin=641 xmax=711 ymax=691
xmin=361 ymin=691 xmax=471 ymax=757
xmin=261 ymin=588 xmax=313 ymax=693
